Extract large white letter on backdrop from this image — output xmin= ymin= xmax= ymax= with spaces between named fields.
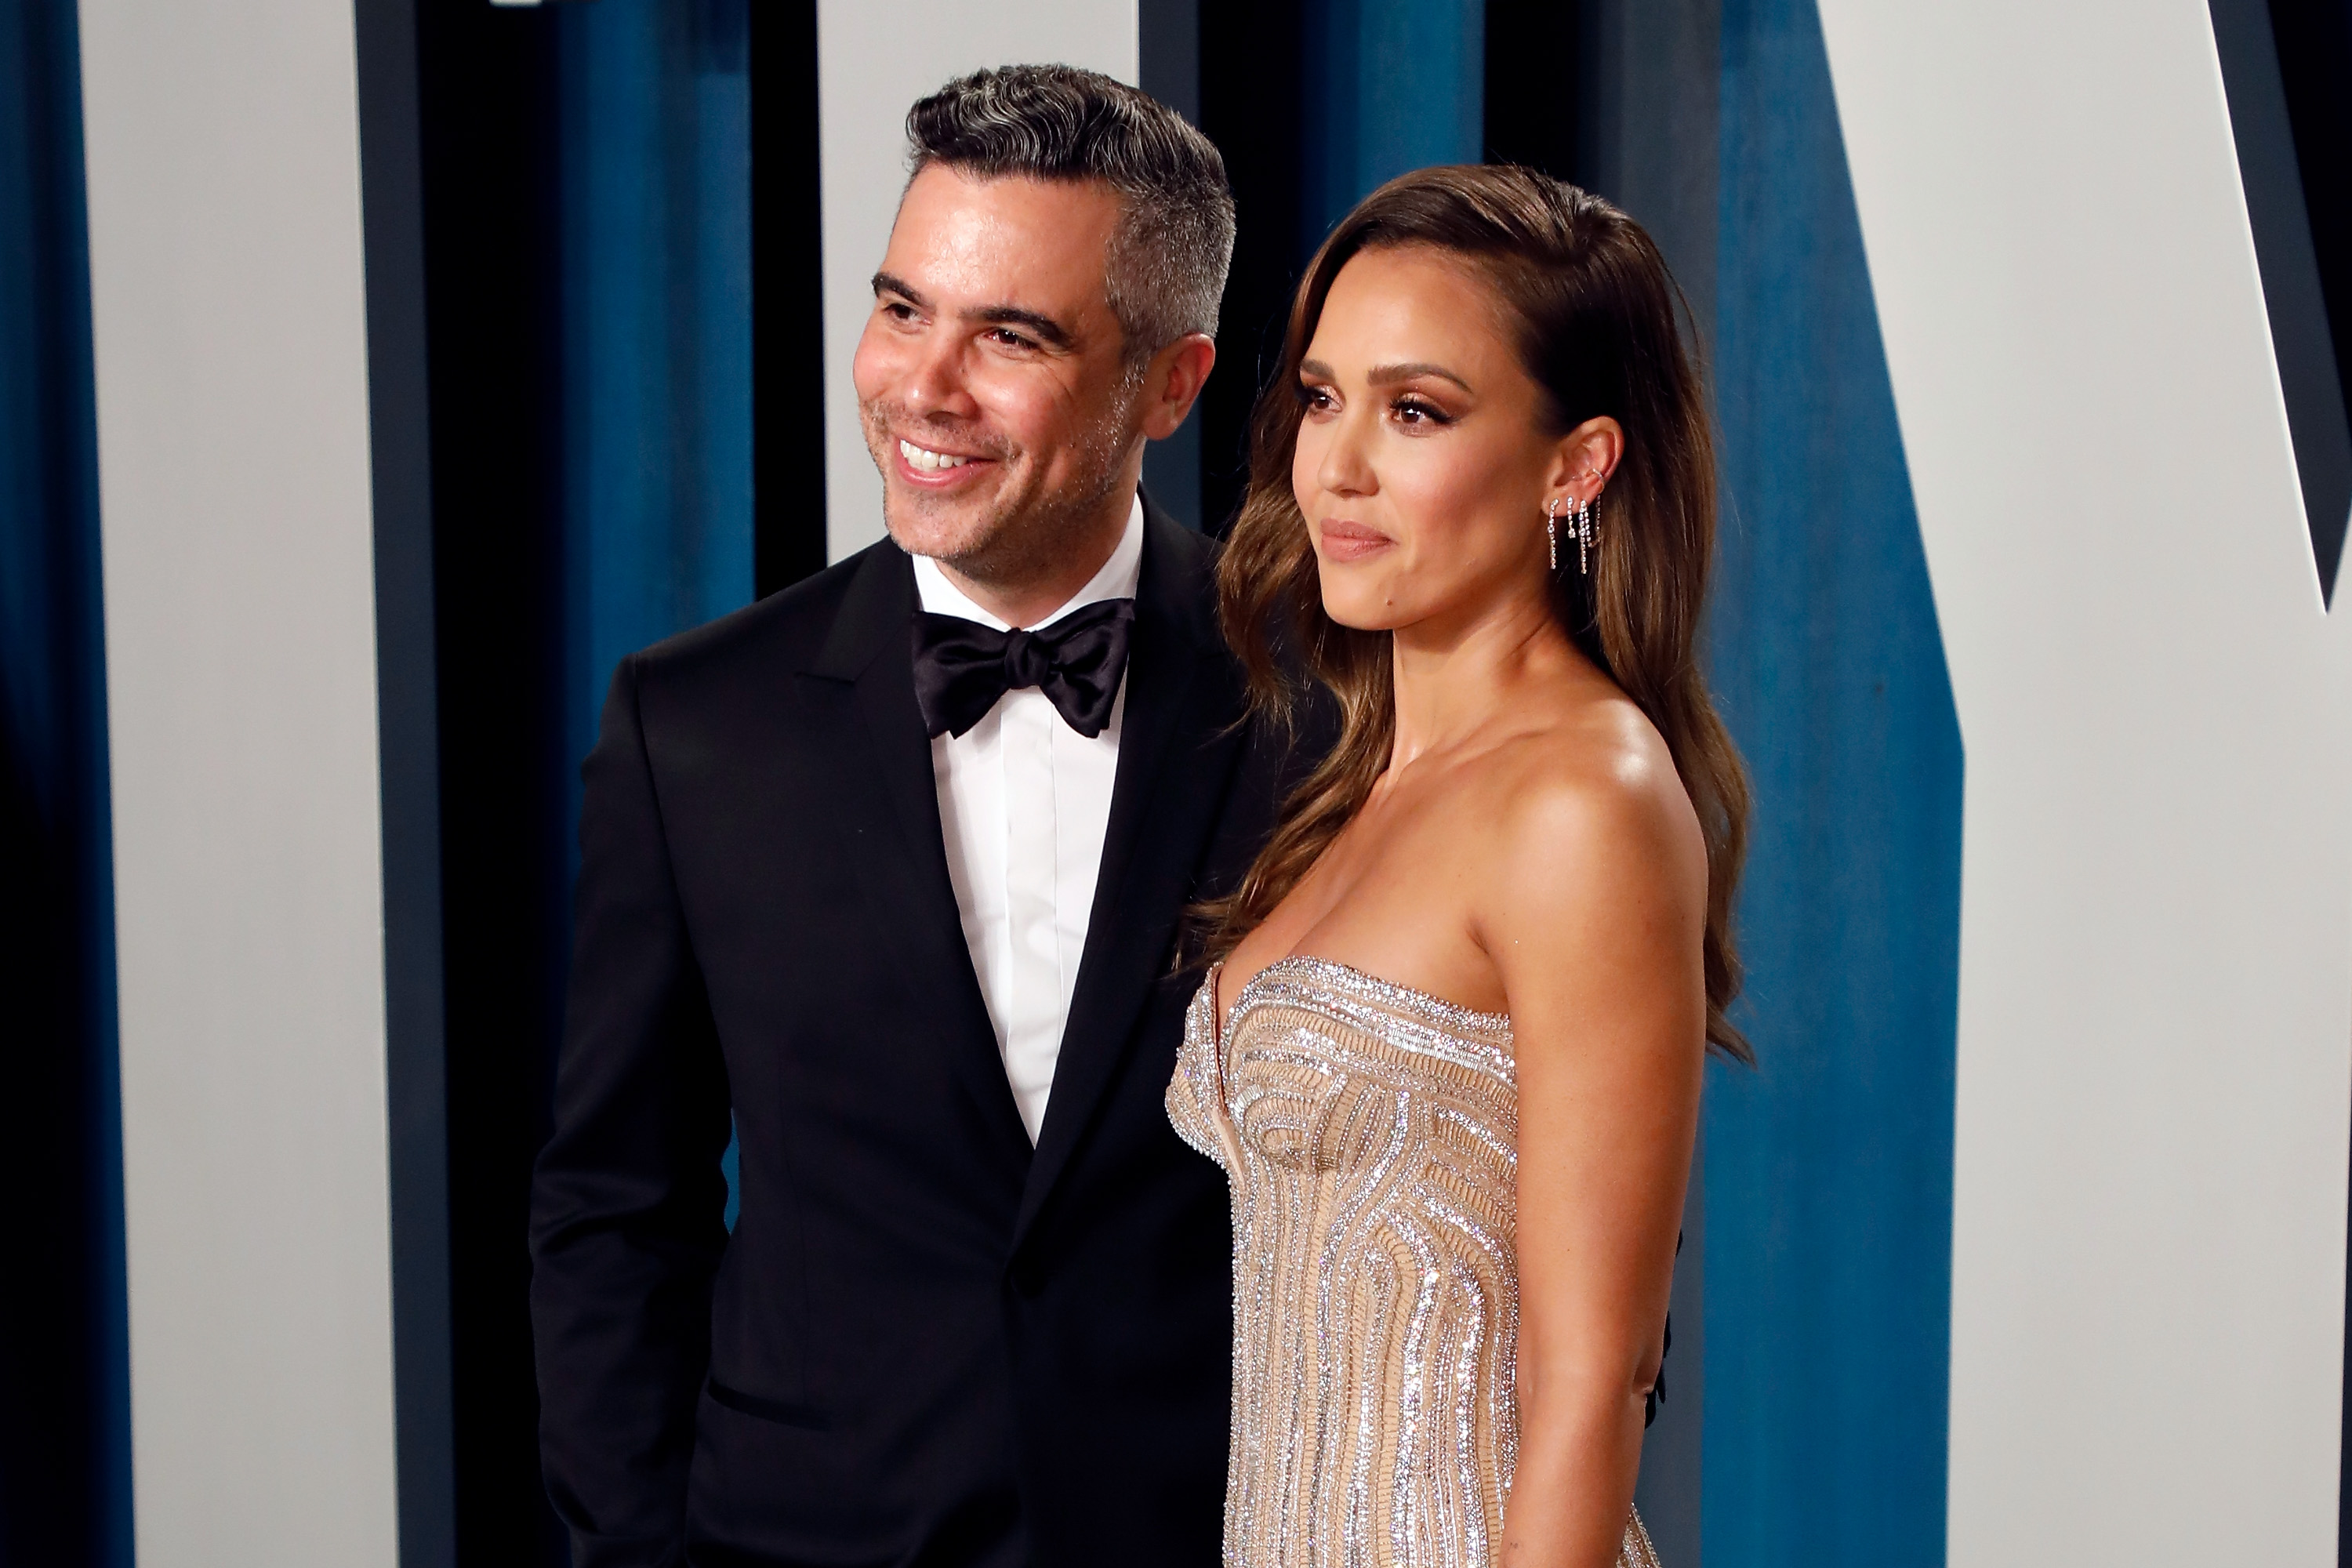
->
xmin=1818 ymin=2 xmax=2352 ymax=1561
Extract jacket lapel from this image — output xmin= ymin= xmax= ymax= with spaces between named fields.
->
xmin=800 ymin=544 xmax=1033 ymax=1165
xmin=1014 ymin=503 xmax=1247 ymax=1244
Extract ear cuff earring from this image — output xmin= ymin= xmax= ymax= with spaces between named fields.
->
xmin=1545 ymin=493 xmax=1598 ymax=575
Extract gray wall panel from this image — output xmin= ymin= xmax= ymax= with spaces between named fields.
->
xmin=78 ymin=1 xmax=401 ymax=1559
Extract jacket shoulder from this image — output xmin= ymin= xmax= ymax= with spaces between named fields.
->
xmin=622 ymin=541 xmax=896 ymax=696
xmin=1138 ymin=503 xmax=1228 ymax=655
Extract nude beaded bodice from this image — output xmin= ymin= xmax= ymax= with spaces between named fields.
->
xmin=1167 ymin=956 xmax=1657 ymax=1568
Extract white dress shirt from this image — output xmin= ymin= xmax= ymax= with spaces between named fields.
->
xmin=913 ymin=495 xmax=1145 ymax=1144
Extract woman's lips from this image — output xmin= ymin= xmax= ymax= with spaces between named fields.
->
xmin=1317 ymin=518 xmax=1394 ymax=563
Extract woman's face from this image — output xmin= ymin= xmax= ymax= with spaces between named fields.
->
xmin=1294 ymin=245 xmax=1583 ymax=637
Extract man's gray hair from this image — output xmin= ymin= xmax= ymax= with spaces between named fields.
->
xmin=906 ymin=64 xmax=1236 ymax=361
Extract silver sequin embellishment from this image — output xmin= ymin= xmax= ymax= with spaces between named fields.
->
xmin=1166 ymin=956 xmax=1660 ymax=1568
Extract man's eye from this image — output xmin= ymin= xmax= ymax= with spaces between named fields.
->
xmin=990 ymin=328 xmax=1037 ymax=350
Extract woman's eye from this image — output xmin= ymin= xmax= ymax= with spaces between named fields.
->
xmin=1298 ymin=384 xmax=1336 ymax=413
xmin=1394 ymin=397 xmax=1450 ymax=427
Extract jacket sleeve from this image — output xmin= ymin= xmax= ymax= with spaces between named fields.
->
xmin=530 ymin=653 xmax=732 ymax=1568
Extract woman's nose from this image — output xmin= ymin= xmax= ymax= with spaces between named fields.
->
xmin=1316 ymin=408 xmax=1377 ymax=499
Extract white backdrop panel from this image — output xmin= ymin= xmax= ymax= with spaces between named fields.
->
xmin=78 ymin=2 xmax=400 ymax=1562
xmin=1818 ymin=2 xmax=2352 ymax=1561
xmin=816 ymin=0 xmax=1138 ymax=561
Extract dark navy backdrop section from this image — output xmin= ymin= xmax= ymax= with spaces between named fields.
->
xmin=0 ymin=2 xmax=132 ymax=1563
xmin=1704 ymin=1 xmax=1962 ymax=1562
xmin=2259 ymin=0 xmax=2352 ymax=599
xmin=354 ymin=2 xmax=459 ymax=1560
xmin=2209 ymin=0 xmax=2352 ymax=601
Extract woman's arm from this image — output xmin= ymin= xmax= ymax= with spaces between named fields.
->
xmin=1482 ymin=732 xmax=1708 ymax=1568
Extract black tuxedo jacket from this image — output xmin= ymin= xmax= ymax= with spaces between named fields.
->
xmin=531 ymin=500 xmax=1290 ymax=1568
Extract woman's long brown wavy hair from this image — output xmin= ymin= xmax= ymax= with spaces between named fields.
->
xmin=1199 ymin=164 xmax=1754 ymax=1062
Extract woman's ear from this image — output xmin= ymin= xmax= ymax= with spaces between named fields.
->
xmin=1543 ymin=415 xmax=1626 ymax=509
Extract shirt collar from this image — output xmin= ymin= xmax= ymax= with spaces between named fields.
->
xmin=911 ymin=493 xmax=1145 ymax=632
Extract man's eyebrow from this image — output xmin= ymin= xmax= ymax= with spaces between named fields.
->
xmin=870 ymin=272 xmax=1075 ymax=350
xmin=967 ymin=304 xmax=1073 ymax=350
xmin=872 ymin=271 xmax=928 ymax=310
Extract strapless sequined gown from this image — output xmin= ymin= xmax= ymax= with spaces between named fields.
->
xmin=1167 ymin=956 xmax=1659 ymax=1568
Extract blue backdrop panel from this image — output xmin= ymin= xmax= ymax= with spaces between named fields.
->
xmin=553 ymin=0 xmax=755 ymax=1227
xmin=1300 ymin=0 xmax=1485 ymax=254
xmin=0 ymin=1 xmax=132 ymax=1561
xmin=557 ymin=0 xmax=756 ymax=824
xmin=1702 ymin=1 xmax=1962 ymax=1563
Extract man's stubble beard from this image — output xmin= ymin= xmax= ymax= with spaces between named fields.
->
xmin=864 ymin=365 xmax=1146 ymax=593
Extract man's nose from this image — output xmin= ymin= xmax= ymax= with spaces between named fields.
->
xmin=899 ymin=335 xmax=979 ymax=422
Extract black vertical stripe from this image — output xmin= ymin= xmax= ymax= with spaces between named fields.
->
xmin=352 ymin=2 xmax=457 ymax=1563
xmin=751 ymin=2 xmax=828 ymax=595
xmin=2265 ymin=0 xmax=2352 ymax=503
xmin=410 ymin=2 xmax=573 ymax=1561
xmin=2210 ymin=0 xmax=2352 ymax=601
xmin=1483 ymin=0 xmax=1586 ymax=180
xmin=0 ymin=9 xmax=127 ymax=1562
xmin=1140 ymin=0 xmax=1209 ymax=528
xmin=1196 ymin=0 xmax=1308 ymax=536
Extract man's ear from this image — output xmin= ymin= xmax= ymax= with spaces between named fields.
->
xmin=1141 ymin=333 xmax=1217 ymax=441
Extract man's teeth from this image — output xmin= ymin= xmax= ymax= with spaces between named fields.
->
xmin=899 ymin=439 xmax=974 ymax=472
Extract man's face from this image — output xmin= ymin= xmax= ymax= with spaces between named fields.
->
xmin=853 ymin=165 xmax=1142 ymax=583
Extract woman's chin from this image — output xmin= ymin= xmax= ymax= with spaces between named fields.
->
xmin=1316 ymin=582 xmax=1410 ymax=634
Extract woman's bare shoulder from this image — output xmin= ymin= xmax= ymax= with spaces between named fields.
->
xmin=1466 ymin=691 xmax=1707 ymax=924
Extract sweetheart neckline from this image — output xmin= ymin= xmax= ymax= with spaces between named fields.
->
xmin=1213 ymin=953 xmax=1514 ymax=1047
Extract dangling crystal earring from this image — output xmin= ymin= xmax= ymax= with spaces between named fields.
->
xmin=1545 ymin=499 xmax=1561 ymax=572
xmin=1576 ymin=495 xmax=1594 ymax=575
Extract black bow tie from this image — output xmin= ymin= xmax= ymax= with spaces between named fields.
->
xmin=910 ymin=598 xmax=1136 ymax=739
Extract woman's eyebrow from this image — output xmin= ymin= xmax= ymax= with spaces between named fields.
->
xmin=1296 ymin=357 xmax=1473 ymax=393
xmin=1366 ymin=361 xmax=1472 ymax=392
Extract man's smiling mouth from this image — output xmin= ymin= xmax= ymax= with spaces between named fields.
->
xmin=899 ymin=438 xmax=980 ymax=471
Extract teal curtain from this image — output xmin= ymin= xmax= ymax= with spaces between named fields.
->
xmin=557 ymin=0 xmax=756 ymax=849
xmin=1300 ymin=0 xmax=1486 ymax=255
xmin=1702 ymin=0 xmax=1962 ymax=1561
xmin=554 ymin=0 xmax=755 ymax=1229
